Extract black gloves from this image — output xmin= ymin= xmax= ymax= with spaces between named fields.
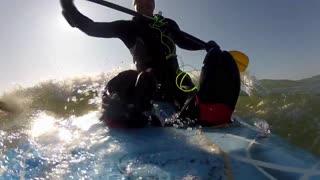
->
xmin=205 ymin=40 xmax=221 ymax=52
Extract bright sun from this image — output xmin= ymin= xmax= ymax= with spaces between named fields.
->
xmin=57 ymin=15 xmax=74 ymax=32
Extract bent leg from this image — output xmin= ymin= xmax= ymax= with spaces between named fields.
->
xmin=178 ymin=49 xmax=240 ymax=127
xmin=197 ymin=49 xmax=240 ymax=126
xmin=134 ymin=68 xmax=157 ymax=111
xmin=106 ymin=70 xmax=138 ymax=103
xmin=101 ymin=70 xmax=140 ymax=127
xmin=101 ymin=69 xmax=157 ymax=128
xmin=198 ymin=50 xmax=240 ymax=108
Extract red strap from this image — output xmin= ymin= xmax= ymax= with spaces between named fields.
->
xmin=195 ymin=96 xmax=233 ymax=126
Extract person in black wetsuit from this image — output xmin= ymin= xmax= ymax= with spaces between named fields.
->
xmin=60 ymin=0 xmax=240 ymax=128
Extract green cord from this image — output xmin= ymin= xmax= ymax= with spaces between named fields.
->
xmin=150 ymin=15 xmax=198 ymax=92
xmin=149 ymin=15 xmax=176 ymax=60
xmin=176 ymin=70 xmax=198 ymax=93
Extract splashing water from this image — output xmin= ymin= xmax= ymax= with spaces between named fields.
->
xmin=0 ymin=72 xmax=228 ymax=179
xmin=0 ymin=70 xmax=320 ymax=159
xmin=0 ymin=111 xmax=115 ymax=179
xmin=241 ymin=72 xmax=268 ymax=97
xmin=236 ymin=72 xmax=320 ymax=155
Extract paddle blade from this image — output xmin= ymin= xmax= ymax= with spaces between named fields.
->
xmin=229 ymin=51 xmax=249 ymax=72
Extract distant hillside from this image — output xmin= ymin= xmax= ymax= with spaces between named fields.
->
xmin=298 ymin=74 xmax=320 ymax=84
xmin=259 ymin=75 xmax=320 ymax=94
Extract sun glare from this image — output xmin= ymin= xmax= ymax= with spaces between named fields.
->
xmin=58 ymin=128 xmax=73 ymax=142
xmin=57 ymin=16 xmax=74 ymax=33
xmin=71 ymin=112 xmax=100 ymax=131
xmin=30 ymin=113 xmax=56 ymax=137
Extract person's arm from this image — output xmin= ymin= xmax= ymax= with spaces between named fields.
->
xmin=166 ymin=19 xmax=205 ymax=51
xmin=60 ymin=0 xmax=131 ymax=39
xmin=166 ymin=18 xmax=220 ymax=52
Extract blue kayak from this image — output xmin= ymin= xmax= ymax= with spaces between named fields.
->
xmin=1 ymin=106 xmax=319 ymax=179
xmin=201 ymin=116 xmax=320 ymax=180
xmin=155 ymin=102 xmax=320 ymax=179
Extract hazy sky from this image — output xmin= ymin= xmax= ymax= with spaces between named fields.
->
xmin=0 ymin=0 xmax=319 ymax=93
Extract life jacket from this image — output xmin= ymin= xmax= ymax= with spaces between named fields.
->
xmin=129 ymin=15 xmax=187 ymax=102
xmin=129 ymin=14 xmax=178 ymax=72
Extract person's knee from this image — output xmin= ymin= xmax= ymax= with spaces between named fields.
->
xmin=202 ymin=48 xmax=223 ymax=65
xmin=106 ymin=70 xmax=139 ymax=98
xmin=134 ymin=69 xmax=157 ymax=110
xmin=135 ymin=69 xmax=157 ymax=89
xmin=198 ymin=50 xmax=240 ymax=110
